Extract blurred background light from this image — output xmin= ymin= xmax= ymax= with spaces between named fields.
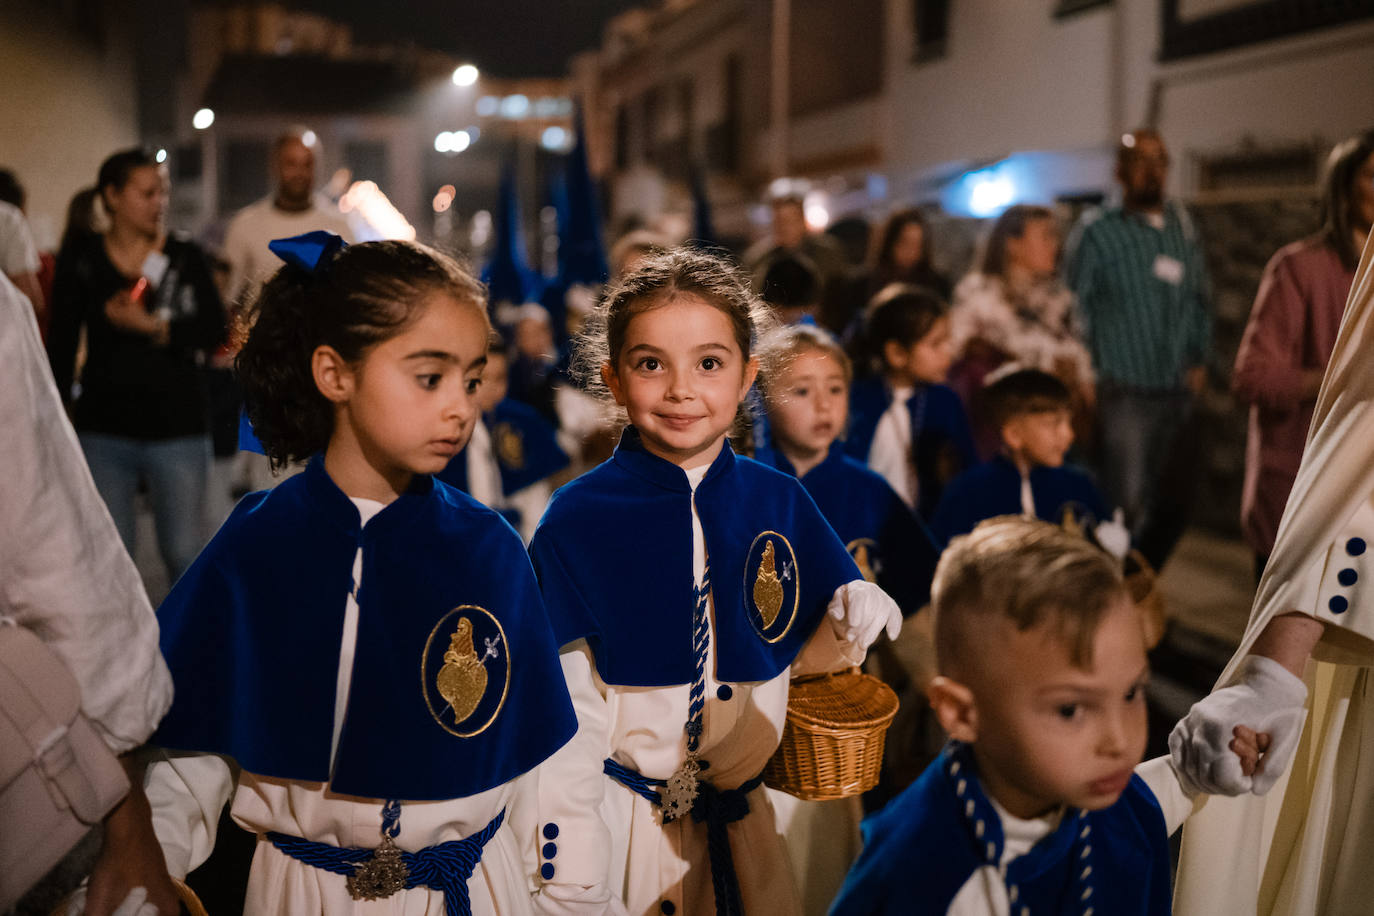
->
xmin=192 ymin=108 xmax=215 ymax=130
xmin=451 ymin=64 xmax=479 ymax=87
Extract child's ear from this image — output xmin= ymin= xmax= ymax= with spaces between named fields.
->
xmin=882 ymin=340 xmax=908 ymax=373
xmin=929 ymin=675 xmax=979 ymax=743
xmin=311 ymin=345 xmax=354 ymax=404
xmin=1001 ymin=419 xmax=1024 ymax=453
xmin=600 ymin=361 xmax=627 ymax=407
xmin=741 ymin=356 xmax=760 ymax=397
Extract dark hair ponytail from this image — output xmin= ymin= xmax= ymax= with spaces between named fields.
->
xmin=235 ymin=239 xmax=487 ymax=468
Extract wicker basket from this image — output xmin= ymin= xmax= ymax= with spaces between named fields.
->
xmin=763 ymin=667 xmax=899 ymax=801
xmin=54 ymin=878 xmax=207 ymax=916
xmin=1124 ymin=549 xmax=1168 ymax=650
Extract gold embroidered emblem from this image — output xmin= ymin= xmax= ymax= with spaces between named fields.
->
xmin=494 ymin=422 xmax=525 ymax=470
xmin=744 ymin=531 xmax=800 ymax=643
xmin=754 ymin=541 xmax=785 ymax=627
xmin=421 ymin=606 xmax=511 ymax=737
xmin=849 ymin=540 xmax=878 ymax=583
xmin=436 ymin=618 xmax=491 ymax=724
xmin=1060 ymin=505 xmax=1084 ymax=538
xmin=345 ymin=833 xmax=409 ymax=900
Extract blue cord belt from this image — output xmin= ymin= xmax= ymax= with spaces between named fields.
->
xmin=604 ymin=757 xmax=763 ymax=916
xmin=267 ymin=808 xmax=504 ymax=916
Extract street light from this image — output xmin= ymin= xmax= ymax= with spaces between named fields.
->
xmin=452 ymin=64 xmax=479 ymax=87
xmin=192 ymin=108 xmax=215 ymax=130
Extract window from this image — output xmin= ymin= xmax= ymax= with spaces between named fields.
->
xmin=1162 ymin=0 xmax=1374 ymax=60
xmin=913 ymin=0 xmax=950 ymax=62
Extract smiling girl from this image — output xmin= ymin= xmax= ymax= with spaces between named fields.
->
xmin=528 ymin=249 xmax=902 ymax=915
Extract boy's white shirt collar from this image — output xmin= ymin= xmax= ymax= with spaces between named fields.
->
xmin=986 ymin=793 xmax=1063 ymax=867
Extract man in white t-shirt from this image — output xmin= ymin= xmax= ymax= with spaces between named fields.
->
xmin=219 ymin=131 xmax=352 ymax=500
xmin=221 ymin=130 xmax=352 ymax=309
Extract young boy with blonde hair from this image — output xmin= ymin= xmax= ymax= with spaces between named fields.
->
xmin=831 ymin=517 xmax=1198 ymax=915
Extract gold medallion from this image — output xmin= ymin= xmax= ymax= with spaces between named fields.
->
xmin=660 ymin=754 xmax=702 ymax=823
xmin=345 ymin=833 xmax=409 ymax=900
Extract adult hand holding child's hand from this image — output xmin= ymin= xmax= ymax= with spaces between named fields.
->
xmin=827 ymin=580 xmax=902 ymax=651
xmin=1169 ymin=654 xmax=1308 ymax=796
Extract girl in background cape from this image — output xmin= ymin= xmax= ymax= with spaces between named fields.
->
xmin=528 ymin=249 xmax=902 ymax=916
xmin=753 ymin=321 xmax=938 ymax=915
xmin=137 ymin=233 xmax=585 ymax=914
xmin=1170 ymin=232 xmax=1374 ymax=914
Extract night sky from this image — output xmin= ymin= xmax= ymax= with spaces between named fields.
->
xmin=278 ymin=0 xmax=647 ymax=77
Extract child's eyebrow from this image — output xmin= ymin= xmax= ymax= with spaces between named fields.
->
xmin=1036 ymin=665 xmax=1150 ymax=697
xmin=403 ymin=350 xmax=460 ymax=363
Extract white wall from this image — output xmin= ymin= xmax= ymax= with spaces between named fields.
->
xmin=882 ymin=0 xmax=1116 ymax=177
xmin=0 ymin=3 xmax=140 ymax=249
xmin=878 ymin=0 xmax=1374 ymax=204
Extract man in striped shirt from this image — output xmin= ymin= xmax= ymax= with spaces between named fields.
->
xmin=1065 ymin=129 xmax=1212 ymax=569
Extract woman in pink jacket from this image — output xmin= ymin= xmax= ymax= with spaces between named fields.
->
xmin=1233 ymin=131 xmax=1374 ymax=577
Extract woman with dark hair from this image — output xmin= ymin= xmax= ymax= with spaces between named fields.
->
xmin=47 ymin=148 xmax=227 ymax=590
xmin=1233 ymin=130 xmax=1374 ymax=576
xmin=867 ymin=207 xmax=950 ymax=301
xmin=947 ymin=204 xmax=1094 ymax=454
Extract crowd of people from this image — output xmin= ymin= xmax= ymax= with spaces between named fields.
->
xmin=1 ymin=120 xmax=1372 ymax=916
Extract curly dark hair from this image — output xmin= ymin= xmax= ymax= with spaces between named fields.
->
xmin=235 ymin=239 xmax=487 ymax=469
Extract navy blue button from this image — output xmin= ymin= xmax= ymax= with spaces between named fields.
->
xmin=1348 ymin=538 xmax=1367 ymax=557
xmin=543 ymin=822 xmax=559 ymax=840
xmin=540 ymin=863 xmax=555 ymax=880
xmin=1340 ymin=568 xmax=1359 ymax=587
xmin=716 ymin=685 xmax=734 ymax=701
xmin=543 ymin=842 xmax=557 ymax=860
xmin=1331 ymin=596 xmax=1350 ymax=614
xmin=661 ymin=902 xmax=676 ymax=915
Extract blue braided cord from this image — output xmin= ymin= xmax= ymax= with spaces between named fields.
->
xmin=686 ymin=565 xmax=711 ymax=753
xmin=603 ymin=757 xmax=664 ymax=805
xmin=693 ymin=774 xmax=764 ymax=916
xmin=267 ymin=808 xmax=505 ymax=916
xmin=603 ymin=756 xmax=763 ymax=916
xmin=380 ymin=798 xmax=402 ymax=838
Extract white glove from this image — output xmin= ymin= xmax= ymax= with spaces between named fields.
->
xmin=1168 ymin=654 xmax=1308 ymax=796
xmin=827 ymin=580 xmax=902 ymax=651
xmin=1095 ymin=508 xmax=1131 ymax=560
xmin=62 ymin=884 xmax=161 ymax=916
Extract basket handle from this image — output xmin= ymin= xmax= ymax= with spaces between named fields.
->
xmin=789 ymin=666 xmax=861 ymax=686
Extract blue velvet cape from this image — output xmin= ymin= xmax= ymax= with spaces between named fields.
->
xmin=929 ymin=455 xmax=1112 ymax=546
xmin=152 ymin=457 xmax=577 ymax=801
xmin=765 ymin=444 xmax=937 ymax=615
xmin=832 ymin=745 xmax=1172 ymax=915
xmin=529 ymin=428 xmax=861 ymax=686
xmin=843 ymin=376 xmax=977 ymax=520
xmin=437 ymin=398 xmax=569 ymax=497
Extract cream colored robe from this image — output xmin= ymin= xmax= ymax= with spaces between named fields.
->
xmin=1174 ymin=234 xmax=1374 ymax=916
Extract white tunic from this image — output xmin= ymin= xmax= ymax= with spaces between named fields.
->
xmin=1174 ymin=234 xmax=1374 ymax=915
xmin=146 ymin=498 xmax=538 ymax=915
xmin=534 ymin=465 xmax=866 ymax=916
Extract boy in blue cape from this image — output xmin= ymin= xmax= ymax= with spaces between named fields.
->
xmin=832 ymin=517 xmax=1198 ymax=915
xmin=930 ymin=367 xmax=1128 ymax=559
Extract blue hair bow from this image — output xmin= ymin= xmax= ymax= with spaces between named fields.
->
xmin=268 ymin=230 xmax=347 ymax=274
